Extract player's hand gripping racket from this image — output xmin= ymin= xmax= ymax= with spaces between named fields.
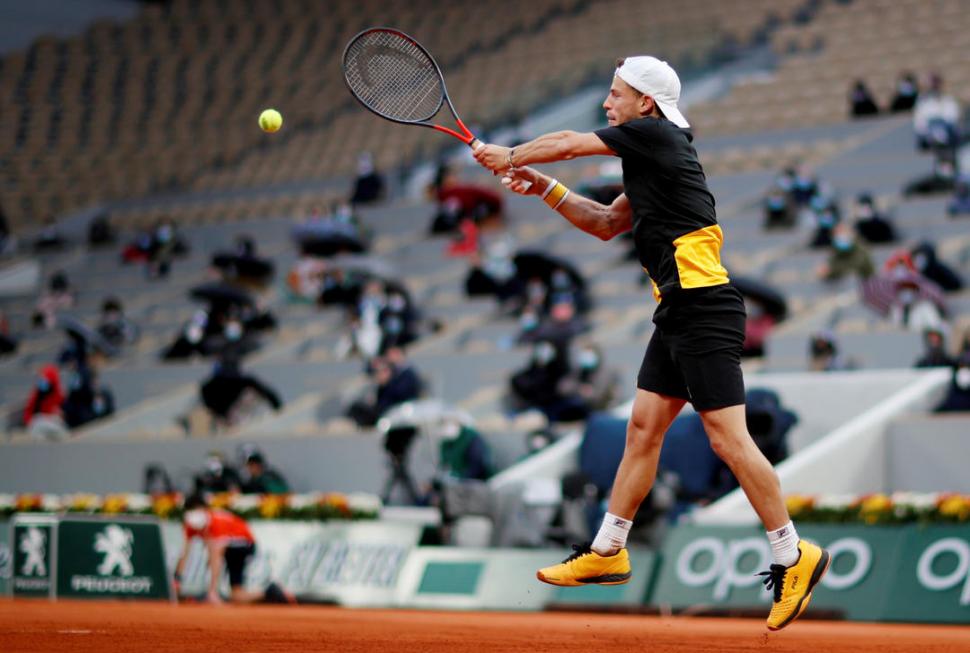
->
xmin=343 ymin=27 xmax=482 ymax=150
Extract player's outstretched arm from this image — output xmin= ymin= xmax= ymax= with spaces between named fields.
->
xmin=502 ymin=167 xmax=631 ymax=241
xmin=474 ymin=131 xmax=611 ymax=173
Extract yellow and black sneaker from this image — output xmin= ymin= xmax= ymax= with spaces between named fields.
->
xmin=536 ymin=543 xmax=631 ymax=587
xmin=760 ymin=540 xmax=831 ymax=631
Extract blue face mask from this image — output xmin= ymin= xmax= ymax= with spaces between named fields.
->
xmin=37 ymin=379 xmax=50 ymax=392
xmin=833 ymin=236 xmax=853 ymax=252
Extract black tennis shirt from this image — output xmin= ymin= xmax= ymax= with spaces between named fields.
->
xmin=595 ymin=117 xmax=729 ymax=302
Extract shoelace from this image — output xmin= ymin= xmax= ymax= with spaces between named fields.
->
xmin=757 ymin=564 xmax=787 ymax=603
xmin=562 ymin=542 xmax=594 ymax=563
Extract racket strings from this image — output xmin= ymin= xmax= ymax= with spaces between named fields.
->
xmin=345 ymin=31 xmax=444 ymax=123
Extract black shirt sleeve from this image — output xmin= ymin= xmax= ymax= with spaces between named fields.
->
xmin=594 ymin=118 xmax=670 ymax=162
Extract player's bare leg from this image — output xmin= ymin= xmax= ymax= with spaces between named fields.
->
xmin=536 ymin=390 xmax=684 ymax=587
xmin=700 ymin=404 xmax=830 ymax=631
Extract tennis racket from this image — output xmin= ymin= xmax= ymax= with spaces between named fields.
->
xmin=342 ymin=27 xmax=482 ymax=150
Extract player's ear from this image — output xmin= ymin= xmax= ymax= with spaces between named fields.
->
xmin=639 ymin=94 xmax=654 ymax=117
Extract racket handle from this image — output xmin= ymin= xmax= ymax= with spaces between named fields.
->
xmin=469 ymin=138 xmax=483 ymax=150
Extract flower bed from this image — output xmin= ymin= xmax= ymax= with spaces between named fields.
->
xmin=0 ymin=492 xmax=382 ymax=521
xmin=786 ymin=492 xmax=970 ymax=525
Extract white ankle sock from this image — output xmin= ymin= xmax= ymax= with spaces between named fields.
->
xmin=591 ymin=512 xmax=632 ymax=556
xmin=767 ymin=521 xmax=800 ymax=567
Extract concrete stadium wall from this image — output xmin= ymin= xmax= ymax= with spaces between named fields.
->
xmin=886 ymin=414 xmax=970 ymax=493
xmin=694 ymin=368 xmax=951 ymax=525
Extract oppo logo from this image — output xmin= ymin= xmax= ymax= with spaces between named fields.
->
xmin=675 ymin=536 xmax=871 ymax=600
xmin=916 ymin=538 xmax=970 ymax=606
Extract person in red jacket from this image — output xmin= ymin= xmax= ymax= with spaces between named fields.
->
xmin=173 ymin=494 xmax=293 ymax=605
xmin=23 ymin=364 xmax=66 ymax=437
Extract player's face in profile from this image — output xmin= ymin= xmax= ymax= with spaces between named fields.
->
xmin=603 ymin=77 xmax=645 ymax=126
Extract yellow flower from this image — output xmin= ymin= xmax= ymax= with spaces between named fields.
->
xmin=938 ymin=495 xmax=970 ymax=521
xmin=785 ymin=494 xmax=814 ymax=517
xmin=858 ymin=493 xmax=893 ymax=524
xmin=152 ymin=494 xmax=178 ymax=518
xmin=15 ymin=494 xmax=41 ymax=511
xmin=102 ymin=494 xmax=127 ymax=514
xmin=322 ymin=493 xmax=351 ymax=516
xmin=208 ymin=492 xmax=234 ymax=510
xmin=259 ymin=494 xmax=286 ymax=519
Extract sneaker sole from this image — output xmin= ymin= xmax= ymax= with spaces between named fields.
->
xmin=536 ymin=571 xmax=631 ymax=587
xmin=768 ymin=549 xmax=831 ymax=632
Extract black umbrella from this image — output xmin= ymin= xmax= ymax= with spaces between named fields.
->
xmin=211 ymin=253 xmax=275 ymax=281
xmin=292 ymin=222 xmax=366 ymax=257
xmin=513 ymin=251 xmax=586 ymax=289
xmin=59 ymin=316 xmax=119 ymax=358
xmin=731 ymin=275 xmax=788 ymax=320
xmin=189 ymin=282 xmax=254 ymax=309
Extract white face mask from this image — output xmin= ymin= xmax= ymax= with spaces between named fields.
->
xmin=184 ymin=509 xmax=209 ymax=531
xmin=440 ymin=421 xmax=461 ymax=439
xmin=956 ymin=368 xmax=970 ymax=390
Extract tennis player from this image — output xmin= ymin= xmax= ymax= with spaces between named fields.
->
xmin=474 ymin=56 xmax=829 ymax=631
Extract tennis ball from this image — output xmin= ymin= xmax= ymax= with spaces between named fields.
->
xmin=259 ymin=109 xmax=283 ymax=133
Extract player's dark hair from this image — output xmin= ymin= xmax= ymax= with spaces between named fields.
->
xmin=183 ymin=493 xmax=207 ymax=511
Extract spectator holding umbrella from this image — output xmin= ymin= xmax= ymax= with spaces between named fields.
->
xmin=199 ymin=354 xmax=283 ymax=428
xmin=910 ymin=241 xmax=963 ymax=293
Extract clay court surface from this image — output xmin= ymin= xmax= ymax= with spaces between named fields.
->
xmin=1 ymin=599 xmax=968 ymax=653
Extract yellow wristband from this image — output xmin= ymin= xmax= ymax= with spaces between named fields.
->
xmin=543 ymin=182 xmax=568 ymax=209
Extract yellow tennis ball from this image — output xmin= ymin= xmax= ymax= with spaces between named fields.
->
xmin=259 ymin=109 xmax=283 ymax=133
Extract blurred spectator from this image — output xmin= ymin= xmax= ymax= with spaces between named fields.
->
xmin=97 ymin=297 xmax=139 ymax=349
xmin=464 ymin=229 xmax=521 ymax=302
xmin=378 ymin=288 xmax=419 ymax=351
xmin=430 ymin=165 xmax=503 ymax=233
xmin=742 ymin=298 xmax=776 ymax=358
xmin=849 ymin=80 xmax=879 ymax=117
xmin=508 ymin=340 xmax=571 ymax=416
xmin=914 ymin=328 xmax=955 ymax=368
xmin=33 ymin=215 xmax=66 ymax=252
xmin=808 ymin=193 xmax=841 ymax=249
xmin=519 ymin=297 xmax=589 ymax=348
xmin=241 ymin=449 xmax=289 ymax=494
xmin=549 ymin=342 xmax=621 ymax=421
xmin=911 ymin=241 xmax=963 ymax=292
xmin=148 ymin=218 xmax=180 ymax=279
xmin=763 ymin=187 xmax=795 ymax=230
xmin=852 ymin=193 xmax=897 ymax=244
xmin=948 ymin=174 xmax=970 ymax=216
xmin=914 ymin=74 xmax=961 ymax=152
xmin=87 ymin=212 xmax=116 ymax=248
xmin=31 ymin=271 xmax=74 ymax=329
xmin=0 ymin=310 xmax=17 ymax=356
xmin=890 ymin=72 xmax=919 ymax=113
xmin=193 ymin=451 xmax=242 ymax=493
xmin=162 ymin=310 xmax=214 ymax=360
xmin=818 ymin=223 xmax=875 ymax=282
xmin=61 ymin=358 xmax=115 ymax=429
xmin=143 ymin=464 xmax=175 ymax=496
xmin=350 ymin=152 xmax=385 ymax=205
xmin=881 ymin=253 xmax=949 ymax=332
xmin=200 ymin=355 xmax=283 ymax=427
xmin=0 ymin=202 xmax=11 ymax=254
xmin=809 ymin=331 xmax=856 ymax=372
xmin=437 ymin=416 xmax=494 ymax=482
xmin=23 ymin=364 xmax=67 ymax=439
xmin=347 ymin=347 xmax=424 ymax=427
xmin=790 ymin=164 xmax=820 ymax=207
xmin=935 ymin=353 xmax=970 ymax=413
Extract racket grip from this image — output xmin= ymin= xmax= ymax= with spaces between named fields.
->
xmin=469 ymin=138 xmax=483 ymax=150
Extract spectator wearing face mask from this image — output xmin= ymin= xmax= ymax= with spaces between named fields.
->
xmin=910 ymin=242 xmax=963 ymax=293
xmin=890 ymin=72 xmax=919 ymax=113
xmin=241 ymin=450 xmax=290 ymax=495
xmin=849 ymin=80 xmax=880 ymax=118
xmin=350 ymin=151 xmax=385 ymax=205
xmin=763 ymin=187 xmax=795 ymax=230
xmin=808 ymin=194 xmax=841 ymax=249
xmin=438 ymin=417 xmax=494 ymax=482
xmin=32 ymin=271 xmax=74 ymax=330
xmin=935 ymin=353 xmax=970 ymax=412
xmin=808 ymin=331 xmax=856 ymax=372
xmin=97 ymin=297 xmax=139 ymax=349
xmin=149 ymin=219 xmax=179 ymax=279
xmin=379 ymin=290 xmax=419 ymax=351
xmin=23 ymin=364 xmax=67 ymax=438
xmin=508 ymin=340 xmax=571 ymax=415
xmin=914 ymin=328 xmax=955 ymax=368
xmin=852 ymin=193 xmax=897 ymax=244
xmin=61 ymin=359 xmax=115 ymax=429
xmin=193 ymin=452 xmax=243 ymax=494
xmin=551 ymin=343 xmax=621 ymax=421
xmin=914 ymin=74 xmax=961 ymax=152
xmin=818 ymin=223 xmax=875 ymax=282
xmin=347 ymin=347 xmax=424 ymax=427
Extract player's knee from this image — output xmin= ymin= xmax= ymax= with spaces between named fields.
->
xmin=625 ymin=420 xmax=663 ymax=456
xmin=707 ymin=430 xmax=743 ymax=466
